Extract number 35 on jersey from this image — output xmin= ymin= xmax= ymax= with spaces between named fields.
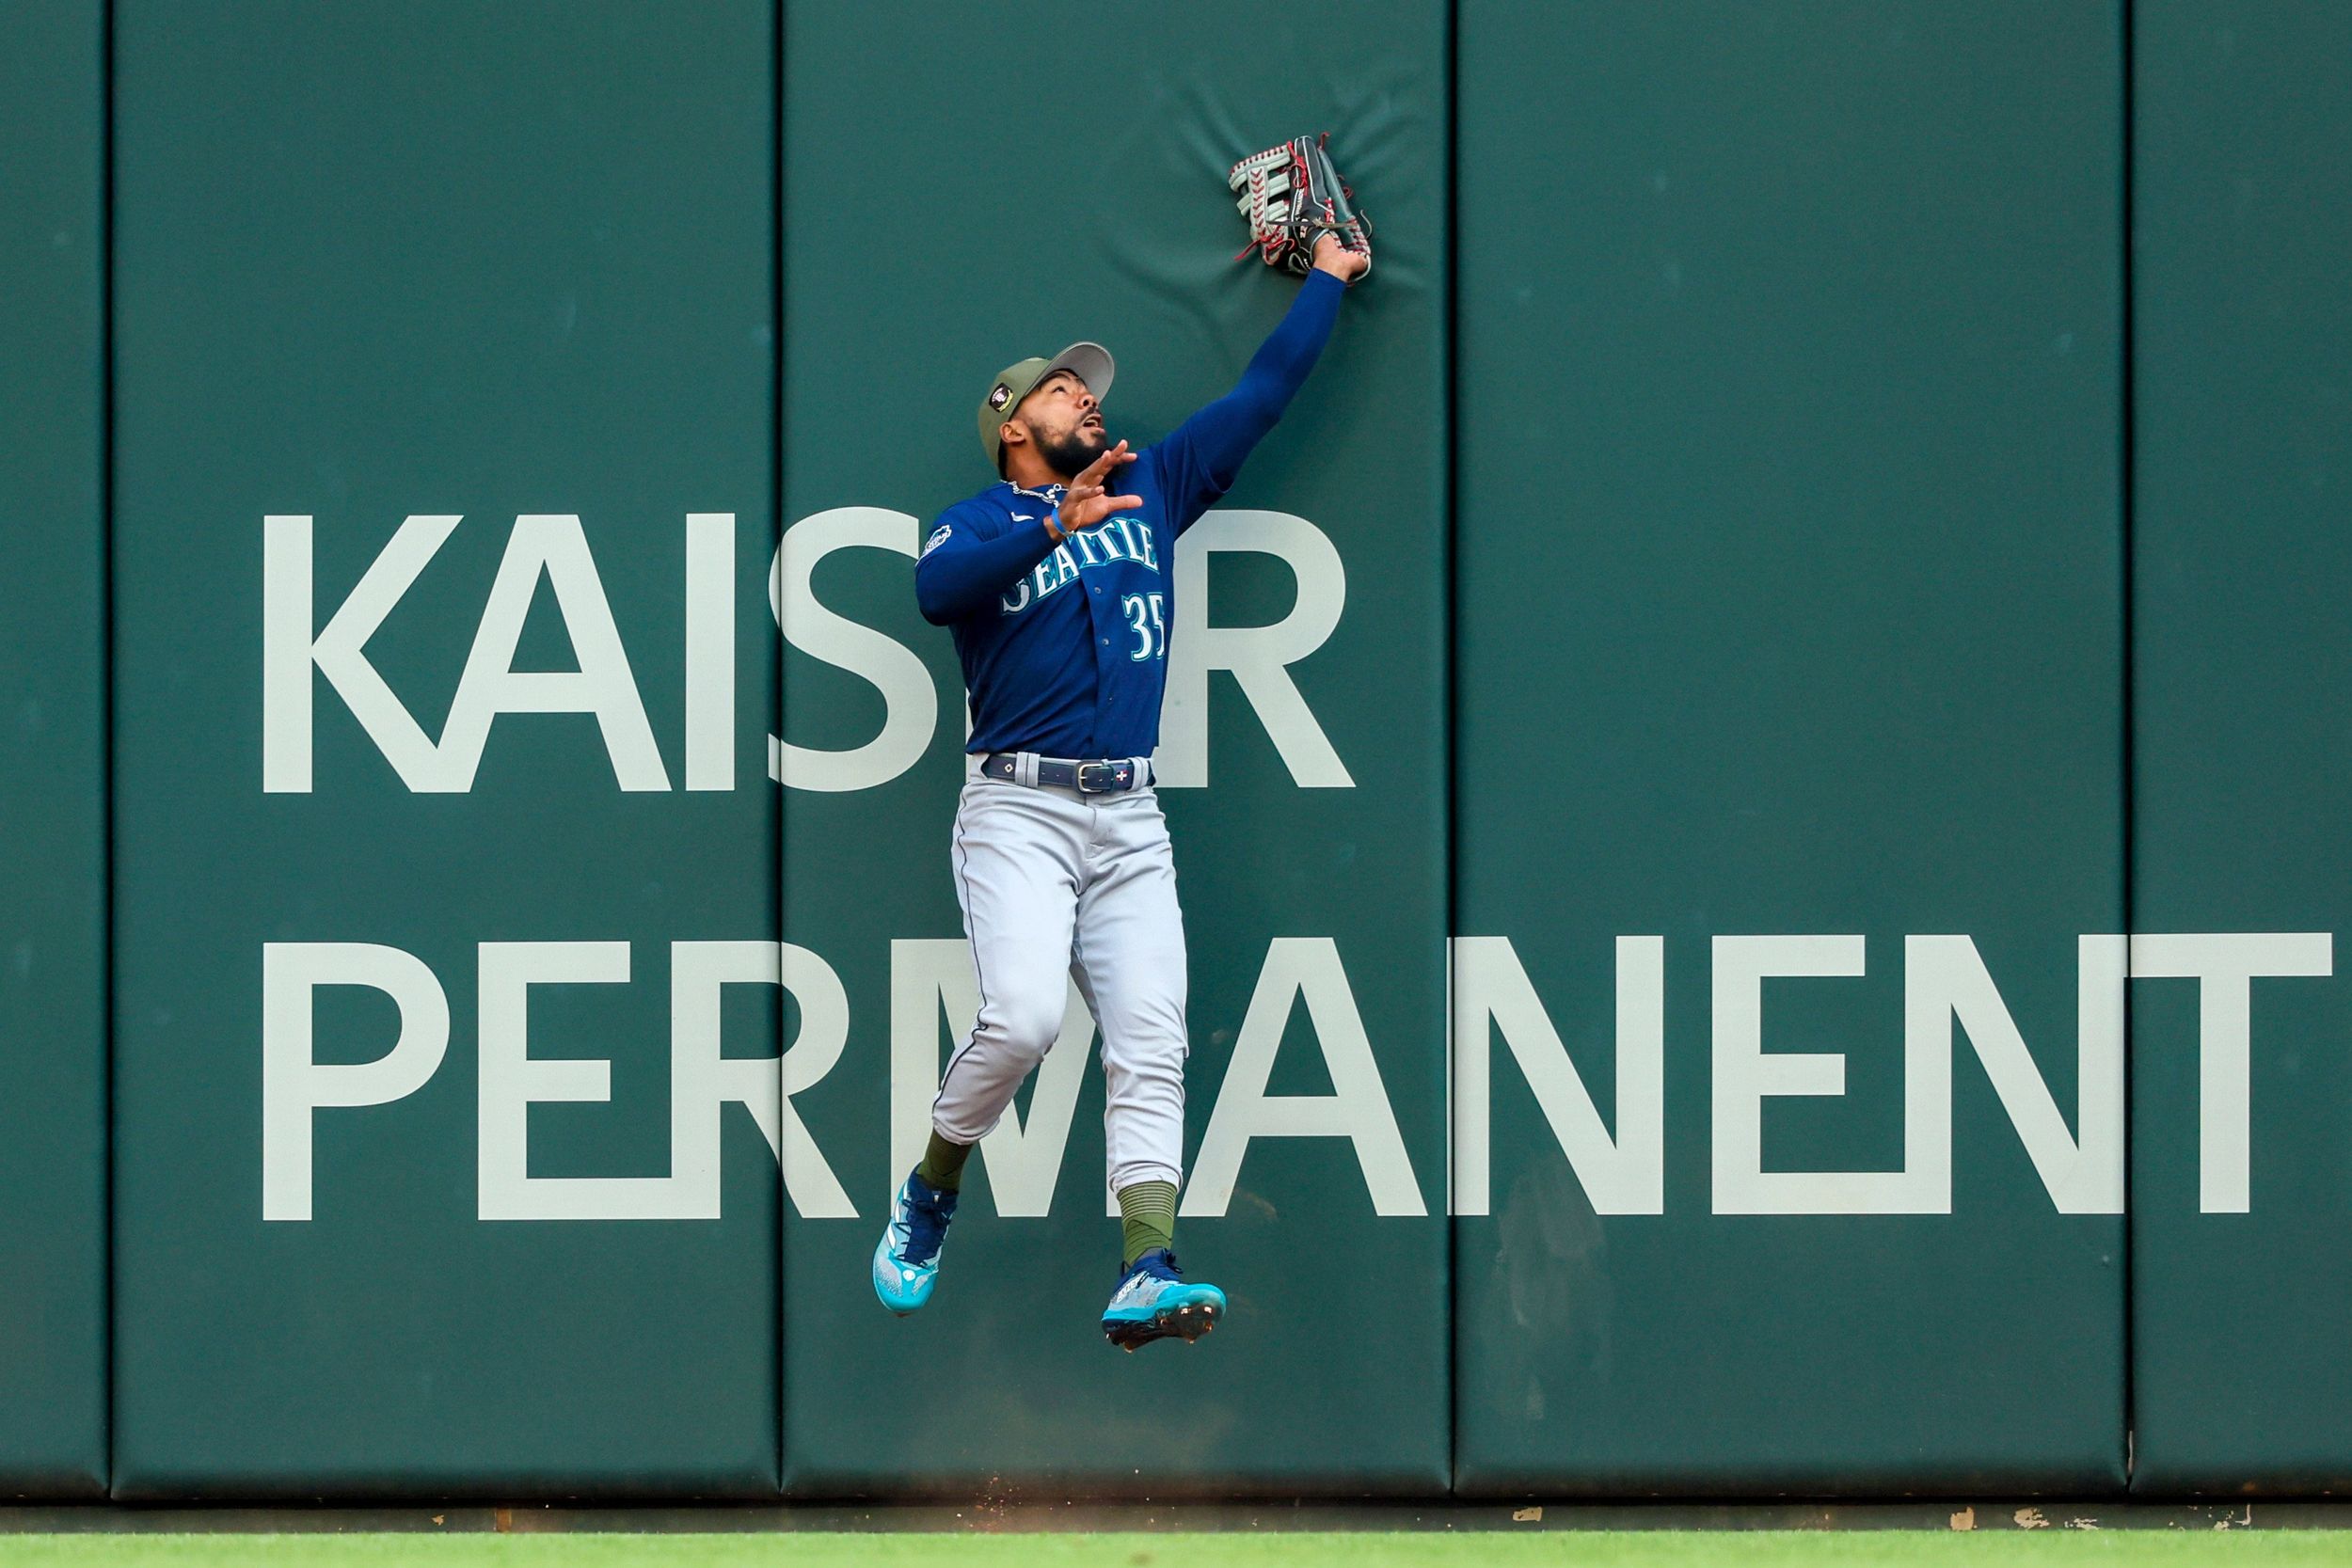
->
xmin=1122 ymin=592 xmax=1167 ymax=661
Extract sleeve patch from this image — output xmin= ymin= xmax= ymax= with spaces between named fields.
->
xmin=921 ymin=523 xmax=953 ymax=559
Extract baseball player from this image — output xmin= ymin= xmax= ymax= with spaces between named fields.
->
xmin=873 ymin=231 xmax=1367 ymax=1350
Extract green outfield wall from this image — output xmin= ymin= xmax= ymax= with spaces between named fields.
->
xmin=1454 ymin=0 xmax=2125 ymax=1497
xmin=0 ymin=0 xmax=109 ymax=1498
xmin=0 ymin=0 xmax=2343 ymax=1503
xmin=2129 ymin=0 xmax=2352 ymax=1495
xmin=108 ymin=0 xmax=779 ymax=1497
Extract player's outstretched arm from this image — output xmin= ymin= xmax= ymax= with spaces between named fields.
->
xmin=1157 ymin=238 xmax=1356 ymax=526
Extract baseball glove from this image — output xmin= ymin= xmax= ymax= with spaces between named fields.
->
xmin=1228 ymin=133 xmax=1372 ymax=278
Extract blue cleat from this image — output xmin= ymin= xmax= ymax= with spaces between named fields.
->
xmin=1101 ymin=1247 xmax=1226 ymax=1352
xmin=872 ymin=1172 xmax=958 ymax=1316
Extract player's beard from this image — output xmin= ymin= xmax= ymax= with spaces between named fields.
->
xmin=1039 ymin=421 xmax=1109 ymax=482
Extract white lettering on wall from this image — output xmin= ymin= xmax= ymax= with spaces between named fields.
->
xmin=263 ymin=514 xmax=675 ymax=794
xmin=769 ymin=507 xmax=938 ymax=793
xmin=1904 ymin=934 xmax=2125 ymax=1214
xmin=683 ymin=513 xmax=737 ymax=791
xmin=1184 ymin=938 xmax=1423 ymax=1217
xmin=476 ymin=941 xmax=674 ymax=1219
xmin=262 ymin=942 xmax=451 ymax=1222
xmin=262 ymin=514 xmax=459 ymax=792
xmin=1158 ymin=511 xmax=1351 ymax=789
xmin=258 ymin=932 xmax=2346 ymax=1222
xmin=440 ymin=517 xmax=669 ymax=792
xmin=2130 ymin=932 xmax=2334 ymax=1212
xmin=263 ymin=507 xmax=1358 ymax=795
xmin=1450 ymin=935 xmax=1664 ymax=1218
xmin=1710 ymin=934 xmax=1941 ymax=1214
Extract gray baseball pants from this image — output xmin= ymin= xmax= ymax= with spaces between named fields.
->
xmin=930 ymin=754 xmax=1188 ymax=1196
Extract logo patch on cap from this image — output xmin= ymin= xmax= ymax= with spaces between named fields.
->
xmin=989 ymin=383 xmax=1011 ymax=410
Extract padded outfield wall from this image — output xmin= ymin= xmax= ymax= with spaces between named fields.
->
xmin=0 ymin=0 xmax=2344 ymax=1499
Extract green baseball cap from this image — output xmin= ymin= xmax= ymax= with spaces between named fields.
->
xmin=977 ymin=341 xmax=1116 ymax=469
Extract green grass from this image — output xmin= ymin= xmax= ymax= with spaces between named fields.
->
xmin=0 ymin=1535 xmax=2343 ymax=1568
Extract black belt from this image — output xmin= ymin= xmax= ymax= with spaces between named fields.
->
xmin=981 ymin=752 xmax=1146 ymax=794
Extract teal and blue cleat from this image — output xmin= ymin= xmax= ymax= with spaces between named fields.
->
xmin=872 ymin=1172 xmax=958 ymax=1316
xmin=1101 ymin=1247 xmax=1225 ymax=1352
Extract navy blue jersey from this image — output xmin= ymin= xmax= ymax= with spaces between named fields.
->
xmin=915 ymin=270 xmax=1343 ymax=759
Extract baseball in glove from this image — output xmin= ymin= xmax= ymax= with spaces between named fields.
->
xmin=1228 ymin=133 xmax=1372 ymax=278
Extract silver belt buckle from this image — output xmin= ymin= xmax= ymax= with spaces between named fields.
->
xmin=1075 ymin=760 xmax=1130 ymax=794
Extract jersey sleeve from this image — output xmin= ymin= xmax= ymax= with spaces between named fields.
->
xmin=914 ymin=499 xmax=1059 ymax=626
xmin=1148 ymin=269 xmax=1345 ymax=534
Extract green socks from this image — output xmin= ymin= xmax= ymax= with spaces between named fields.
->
xmin=917 ymin=1148 xmax=1174 ymax=1264
xmin=914 ymin=1131 xmax=973 ymax=1194
xmin=1118 ymin=1180 xmax=1179 ymax=1267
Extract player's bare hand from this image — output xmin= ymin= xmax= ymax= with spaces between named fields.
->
xmin=1051 ymin=440 xmax=1141 ymax=539
xmin=1311 ymin=231 xmax=1370 ymax=283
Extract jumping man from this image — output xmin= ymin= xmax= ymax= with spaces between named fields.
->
xmin=872 ymin=231 xmax=1368 ymax=1350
